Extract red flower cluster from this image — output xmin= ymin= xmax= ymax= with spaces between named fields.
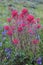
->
xmin=22 ymin=8 xmax=28 ymax=14
xmin=28 ymin=29 xmax=34 ymax=34
xmin=7 ymin=17 xmax=11 ymax=22
xmin=4 ymin=25 xmax=10 ymax=30
xmin=37 ymin=24 xmax=41 ymax=29
xmin=32 ymin=39 xmax=39 ymax=44
xmin=27 ymin=14 xmax=34 ymax=22
xmin=11 ymin=10 xmax=18 ymax=18
xmin=7 ymin=30 xmax=13 ymax=36
xmin=12 ymin=38 xmax=19 ymax=44
xmin=5 ymin=8 xmax=41 ymax=45
xmin=18 ymin=26 xmax=23 ymax=32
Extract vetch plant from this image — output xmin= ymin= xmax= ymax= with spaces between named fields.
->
xmin=36 ymin=57 xmax=42 ymax=65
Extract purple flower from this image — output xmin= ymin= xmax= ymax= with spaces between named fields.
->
xmin=4 ymin=48 xmax=11 ymax=60
xmin=0 ymin=42 xmax=2 ymax=47
xmin=2 ymin=31 xmax=6 ymax=36
xmin=37 ymin=57 xmax=42 ymax=65
xmin=4 ymin=48 xmax=11 ymax=54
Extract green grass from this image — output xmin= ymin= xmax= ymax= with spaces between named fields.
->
xmin=34 ymin=4 xmax=43 ymax=24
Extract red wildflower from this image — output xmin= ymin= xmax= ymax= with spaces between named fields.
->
xmin=7 ymin=17 xmax=11 ymax=22
xmin=31 ymin=19 xmax=36 ymax=24
xmin=32 ymin=39 xmax=39 ymax=44
xmin=27 ymin=14 xmax=34 ymax=22
xmin=28 ymin=29 xmax=34 ymax=34
xmin=21 ymin=23 xmax=26 ymax=27
xmin=4 ymin=25 xmax=10 ymax=30
xmin=20 ymin=23 xmax=26 ymax=27
xmin=7 ymin=30 xmax=13 ymax=36
xmin=11 ymin=10 xmax=18 ymax=18
xmin=19 ymin=13 xmax=24 ymax=18
xmin=11 ymin=26 xmax=15 ymax=30
xmin=12 ymin=38 xmax=19 ymax=44
xmin=18 ymin=26 xmax=23 ymax=32
xmin=36 ymin=18 xmax=40 ymax=23
xmin=37 ymin=24 xmax=41 ymax=29
xmin=22 ymin=8 xmax=28 ymax=14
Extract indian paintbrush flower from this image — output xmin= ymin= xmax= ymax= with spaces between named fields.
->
xmin=7 ymin=17 xmax=11 ymax=22
xmin=4 ymin=25 xmax=10 ymax=30
xmin=12 ymin=38 xmax=19 ymax=45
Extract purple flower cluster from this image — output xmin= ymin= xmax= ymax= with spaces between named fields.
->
xmin=4 ymin=48 xmax=11 ymax=59
xmin=37 ymin=57 xmax=42 ymax=65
